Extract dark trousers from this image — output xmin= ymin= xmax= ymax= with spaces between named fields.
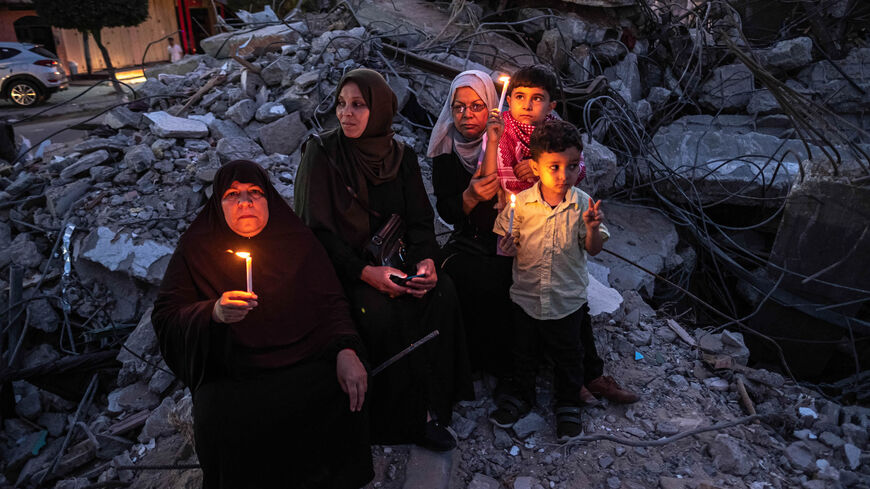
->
xmin=510 ymin=303 xmax=604 ymax=407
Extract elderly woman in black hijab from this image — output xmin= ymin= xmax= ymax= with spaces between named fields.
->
xmin=428 ymin=70 xmax=514 ymax=378
xmin=152 ymin=160 xmax=373 ymax=488
xmin=295 ymin=68 xmax=472 ymax=451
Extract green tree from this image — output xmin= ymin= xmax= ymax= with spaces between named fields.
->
xmin=32 ymin=0 xmax=149 ymax=95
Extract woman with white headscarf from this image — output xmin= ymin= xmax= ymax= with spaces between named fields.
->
xmin=428 ymin=70 xmax=514 ymax=378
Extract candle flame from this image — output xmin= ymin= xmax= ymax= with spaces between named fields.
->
xmin=234 ymin=251 xmax=251 ymax=259
xmin=510 ymin=193 xmax=516 ymax=208
xmin=499 ymin=75 xmax=510 ymax=85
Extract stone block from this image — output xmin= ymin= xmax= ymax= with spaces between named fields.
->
xmin=77 ymin=227 xmax=173 ymax=285
xmin=255 ymin=101 xmax=287 ymax=123
xmin=144 ymin=111 xmax=209 ymax=139
xmin=708 ymin=434 xmax=753 ymax=475
xmin=259 ymin=112 xmax=307 ymax=155
xmin=512 ymin=412 xmax=547 ymax=439
xmin=226 ymin=99 xmax=257 ymax=126
xmin=216 ymin=136 xmax=264 ymax=163
xmin=699 ymin=64 xmax=754 ymax=111
xmin=588 ymin=201 xmax=679 ymax=297
xmin=46 ymin=179 xmax=90 ymax=218
xmin=60 ymin=149 xmax=110 ymax=179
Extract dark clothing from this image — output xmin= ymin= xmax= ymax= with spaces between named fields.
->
xmin=441 ymin=252 xmax=513 ymax=375
xmin=193 ymin=359 xmax=372 ymax=489
xmin=345 ymin=274 xmax=469 ymax=443
xmin=295 ymin=135 xmax=438 ymax=281
xmin=510 ymin=304 xmax=604 ymax=406
xmin=152 ymin=160 xmax=372 ymax=488
xmin=296 ymin=141 xmax=472 ymax=445
xmin=433 ymin=152 xmax=514 ymax=376
xmin=432 ymin=153 xmax=499 ymax=254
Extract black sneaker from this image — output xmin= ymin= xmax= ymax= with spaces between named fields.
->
xmin=417 ymin=420 xmax=456 ymax=452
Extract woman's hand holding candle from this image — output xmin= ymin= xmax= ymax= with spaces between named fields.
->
xmin=212 ymin=291 xmax=259 ymax=323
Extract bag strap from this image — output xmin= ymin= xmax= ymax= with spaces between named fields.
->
xmin=307 ymin=133 xmax=381 ymax=219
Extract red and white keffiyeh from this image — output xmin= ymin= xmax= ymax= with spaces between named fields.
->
xmin=496 ymin=111 xmax=586 ymax=195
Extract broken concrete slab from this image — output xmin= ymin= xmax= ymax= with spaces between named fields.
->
xmin=402 ymin=446 xmax=453 ymax=489
xmin=77 ymin=226 xmax=174 ymax=285
xmin=107 ymin=382 xmax=161 ymax=414
xmin=144 ymin=111 xmax=209 ymax=139
xmin=216 ymin=136 xmax=265 ymax=163
xmin=201 ymin=22 xmax=308 ymax=58
xmin=144 ymin=55 xmax=209 ymax=79
xmin=104 ymin=107 xmax=144 ymax=130
xmin=46 ymin=179 xmax=91 ymax=217
xmin=207 ymin=118 xmax=248 ymax=140
xmin=60 ymin=150 xmax=111 ymax=180
xmin=588 ymin=274 xmax=624 ymax=317
xmin=258 ymin=112 xmax=307 ymax=155
xmin=651 ymin=115 xmax=815 ymax=205
xmin=797 ymin=47 xmax=870 ymax=113
xmin=582 ymin=135 xmax=624 ymax=196
xmin=758 ymin=37 xmax=814 ymax=72
xmin=254 ymin=101 xmax=287 ymax=123
xmin=589 ymin=201 xmax=680 ymax=297
xmin=699 ymin=64 xmax=754 ymax=111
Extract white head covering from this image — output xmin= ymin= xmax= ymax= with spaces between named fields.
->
xmin=426 ymin=70 xmax=498 ymax=173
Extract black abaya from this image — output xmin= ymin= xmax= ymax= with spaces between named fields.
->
xmin=296 ymin=138 xmax=473 ymax=445
xmin=152 ymin=160 xmax=373 ymax=488
xmin=432 ymin=152 xmax=515 ymax=376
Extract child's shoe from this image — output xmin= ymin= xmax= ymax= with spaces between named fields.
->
xmin=555 ymin=405 xmax=583 ymax=442
xmin=586 ymin=375 xmax=639 ymax=404
xmin=489 ymin=395 xmax=530 ymax=428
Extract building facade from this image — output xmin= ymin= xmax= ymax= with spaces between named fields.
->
xmin=0 ymin=0 xmax=221 ymax=74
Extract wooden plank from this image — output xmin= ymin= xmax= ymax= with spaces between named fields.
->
xmin=666 ymin=319 xmax=697 ymax=347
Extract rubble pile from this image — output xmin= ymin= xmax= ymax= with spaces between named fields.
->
xmin=0 ymin=0 xmax=867 ymax=488
xmin=451 ymin=318 xmax=870 ymax=489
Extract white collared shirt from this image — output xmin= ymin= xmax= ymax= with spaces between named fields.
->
xmin=494 ymin=183 xmax=609 ymax=320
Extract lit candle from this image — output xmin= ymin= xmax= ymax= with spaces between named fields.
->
xmin=508 ymin=193 xmax=516 ymax=235
xmin=235 ymin=251 xmax=253 ymax=293
xmin=497 ymin=75 xmax=510 ymax=113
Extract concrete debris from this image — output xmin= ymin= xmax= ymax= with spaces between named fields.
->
xmin=2 ymin=2 xmax=869 ymax=489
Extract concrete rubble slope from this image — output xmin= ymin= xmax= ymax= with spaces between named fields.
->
xmin=0 ymin=1 xmax=869 ymax=489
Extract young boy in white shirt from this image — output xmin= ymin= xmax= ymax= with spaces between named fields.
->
xmin=489 ymin=120 xmax=637 ymax=441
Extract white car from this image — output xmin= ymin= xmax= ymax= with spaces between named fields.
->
xmin=0 ymin=42 xmax=68 ymax=107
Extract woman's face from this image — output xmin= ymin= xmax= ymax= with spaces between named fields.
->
xmin=451 ymin=86 xmax=488 ymax=140
xmin=221 ymin=181 xmax=269 ymax=237
xmin=336 ymin=81 xmax=370 ymax=139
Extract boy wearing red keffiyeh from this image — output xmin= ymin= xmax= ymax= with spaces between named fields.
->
xmin=481 ymin=65 xmax=586 ymax=199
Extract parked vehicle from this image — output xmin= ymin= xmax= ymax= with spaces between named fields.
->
xmin=0 ymin=42 xmax=68 ymax=107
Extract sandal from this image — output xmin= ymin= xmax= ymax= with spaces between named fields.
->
xmin=555 ymin=405 xmax=583 ymax=442
xmin=418 ymin=420 xmax=456 ymax=452
xmin=489 ymin=395 xmax=530 ymax=428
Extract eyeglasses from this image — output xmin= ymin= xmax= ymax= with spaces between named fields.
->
xmin=451 ymin=102 xmax=487 ymax=114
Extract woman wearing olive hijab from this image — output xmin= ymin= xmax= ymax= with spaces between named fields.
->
xmin=295 ymin=68 xmax=472 ymax=451
xmin=153 ymin=160 xmax=373 ymax=488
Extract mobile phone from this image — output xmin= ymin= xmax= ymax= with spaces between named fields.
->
xmin=390 ymin=274 xmax=423 ymax=286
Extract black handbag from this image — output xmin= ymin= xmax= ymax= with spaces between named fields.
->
xmin=306 ymin=134 xmax=407 ymax=269
xmin=364 ymin=213 xmax=406 ymax=268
